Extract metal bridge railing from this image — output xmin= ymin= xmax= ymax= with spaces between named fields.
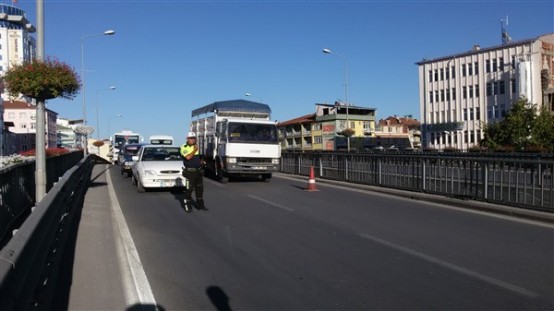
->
xmin=281 ymin=152 xmax=554 ymax=212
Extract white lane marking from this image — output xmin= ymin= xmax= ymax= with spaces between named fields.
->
xmin=359 ymin=233 xmax=539 ymax=298
xmin=274 ymin=174 xmax=554 ymax=229
xmin=106 ymin=165 xmax=158 ymax=308
xmin=248 ymin=194 xmax=295 ymax=212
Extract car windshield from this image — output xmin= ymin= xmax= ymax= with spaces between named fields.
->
xmin=141 ymin=147 xmax=181 ymax=161
xmin=124 ymin=146 xmax=141 ymax=156
xmin=227 ymin=123 xmax=278 ymax=144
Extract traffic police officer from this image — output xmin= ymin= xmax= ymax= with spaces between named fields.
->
xmin=180 ymin=131 xmax=206 ymax=212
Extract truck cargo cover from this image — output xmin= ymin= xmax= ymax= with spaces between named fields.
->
xmin=191 ymin=99 xmax=271 ymax=117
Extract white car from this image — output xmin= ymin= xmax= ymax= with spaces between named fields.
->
xmin=131 ymin=145 xmax=185 ymax=192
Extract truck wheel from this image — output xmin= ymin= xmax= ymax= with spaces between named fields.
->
xmin=216 ymin=160 xmax=229 ymax=183
xmin=261 ymin=174 xmax=272 ymax=182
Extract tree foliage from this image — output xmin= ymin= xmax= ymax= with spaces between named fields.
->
xmin=1 ymin=58 xmax=80 ymax=102
xmin=481 ymin=98 xmax=554 ymax=152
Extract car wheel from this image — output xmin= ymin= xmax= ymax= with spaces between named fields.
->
xmin=137 ymin=178 xmax=146 ymax=193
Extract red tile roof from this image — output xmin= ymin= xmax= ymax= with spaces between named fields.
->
xmin=278 ymin=113 xmax=316 ymax=126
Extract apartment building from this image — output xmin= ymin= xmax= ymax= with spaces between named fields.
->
xmin=3 ymin=101 xmax=57 ymax=153
xmin=0 ymin=4 xmax=36 ymax=155
xmin=278 ymin=102 xmax=377 ymax=151
xmin=417 ymin=33 xmax=554 ymax=150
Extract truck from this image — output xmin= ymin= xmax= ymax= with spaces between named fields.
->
xmin=191 ymin=99 xmax=281 ymax=183
xmin=111 ymin=130 xmax=141 ymax=164
xmin=149 ymin=135 xmax=174 ymax=145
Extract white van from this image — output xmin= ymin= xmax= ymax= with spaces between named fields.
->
xmin=149 ymin=135 xmax=174 ymax=145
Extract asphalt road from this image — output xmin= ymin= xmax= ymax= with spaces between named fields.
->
xmin=109 ymin=166 xmax=554 ymax=310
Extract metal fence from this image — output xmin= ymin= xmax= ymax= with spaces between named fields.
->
xmin=0 ymin=151 xmax=84 ymax=246
xmin=0 ymin=154 xmax=95 ymax=310
xmin=281 ymin=152 xmax=554 ymax=212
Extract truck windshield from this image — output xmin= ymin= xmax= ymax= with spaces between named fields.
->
xmin=115 ymin=135 xmax=140 ymax=148
xmin=227 ymin=123 xmax=278 ymax=144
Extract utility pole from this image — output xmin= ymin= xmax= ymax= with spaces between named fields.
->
xmin=35 ymin=0 xmax=46 ymax=201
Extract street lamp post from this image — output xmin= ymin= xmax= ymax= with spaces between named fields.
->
xmin=322 ymin=48 xmax=350 ymax=152
xmin=81 ymin=29 xmax=115 ymax=156
xmin=107 ymin=114 xmax=123 ymax=146
xmin=35 ymin=0 xmax=46 ymax=201
xmin=245 ymin=93 xmax=264 ymax=103
xmin=96 ymin=86 xmax=116 ymax=140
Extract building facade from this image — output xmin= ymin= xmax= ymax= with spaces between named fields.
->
xmin=374 ymin=115 xmax=421 ymax=150
xmin=3 ymin=101 xmax=57 ymax=153
xmin=417 ymin=33 xmax=554 ymax=150
xmin=56 ymin=118 xmax=84 ymax=149
xmin=278 ymin=102 xmax=377 ymax=152
xmin=0 ymin=4 xmax=36 ymax=156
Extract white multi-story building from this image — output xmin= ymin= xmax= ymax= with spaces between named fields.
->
xmin=3 ymin=101 xmax=57 ymax=153
xmin=57 ymin=117 xmax=84 ymax=149
xmin=0 ymin=4 xmax=36 ymax=155
xmin=417 ymin=33 xmax=554 ymax=150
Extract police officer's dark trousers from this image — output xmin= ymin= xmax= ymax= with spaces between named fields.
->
xmin=183 ymin=168 xmax=204 ymax=202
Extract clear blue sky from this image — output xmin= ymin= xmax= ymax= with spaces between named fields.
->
xmin=11 ymin=0 xmax=554 ymax=145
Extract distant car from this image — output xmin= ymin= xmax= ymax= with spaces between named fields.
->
xmin=119 ymin=143 xmax=146 ymax=177
xmin=131 ymin=145 xmax=185 ymax=192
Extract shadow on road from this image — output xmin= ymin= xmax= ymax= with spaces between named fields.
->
xmin=207 ymin=286 xmax=233 ymax=311
xmin=127 ymin=303 xmax=166 ymax=311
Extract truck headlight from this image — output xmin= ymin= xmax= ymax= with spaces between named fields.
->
xmin=227 ymin=157 xmax=237 ymax=163
xmin=272 ymin=158 xmax=280 ymax=164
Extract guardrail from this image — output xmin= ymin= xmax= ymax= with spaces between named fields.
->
xmin=281 ymin=152 xmax=554 ymax=212
xmin=0 ymin=151 xmax=83 ymax=247
xmin=0 ymin=155 xmax=97 ymax=311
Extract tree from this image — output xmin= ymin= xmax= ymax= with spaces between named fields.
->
xmin=481 ymin=97 xmax=554 ymax=152
xmin=1 ymin=58 xmax=80 ymax=102
xmin=530 ymin=106 xmax=554 ymax=152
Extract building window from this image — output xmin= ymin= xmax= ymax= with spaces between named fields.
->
xmin=468 ymin=85 xmax=474 ymax=98
xmin=469 ymin=108 xmax=474 ymax=120
xmin=464 ymin=131 xmax=469 ymax=143
xmin=446 ymin=89 xmax=450 ymax=101
xmin=19 ymin=112 xmax=26 ymax=119
xmin=474 ymin=62 xmax=479 ymax=75
xmin=452 ymin=88 xmax=456 ymax=100
xmin=499 ymin=57 xmax=504 ymax=71
xmin=8 ymin=112 xmax=15 ymax=119
xmin=468 ymin=63 xmax=473 ymax=76
xmin=475 ymin=84 xmax=480 ymax=98
xmin=435 ymin=91 xmax=439 ymax=103
xmin=363 ymin=121 xmax=370 ymax=130
xmin=31 ymin=123 xmax=36 ymax=129
xmin=476 ymin=107 xmax=481 ymax=120
xmin=428 ymin=70 xmax=433 ymax=82
xmin=511 ymin=79 xmax=516 ymax=93
xmin=492 ymin=58 xmax=498 ymax=72
xmin=339 ymin=121 xmax=346 ymax=129
xmin=499 ymin=80 xmax=505 ymax=94
xmin=314 ymin=136 xmax=322 ymax=144
xmin=445 ymin=68 xmax=450 ymax=80
xmin=462 ymin=64 xmax=467 ymax=77
xmin=451 ymin=66 xmax=456 ymax=78
xmin=463 ymin=108 xmax=468 ymax=121
xmin=486 ymin=59 xmax=491 ymax=73
xmin=350 ymin=121 xmax=355 ymax=129
xmin=463 ymin=86 xmax=467 ymax=99
xmin=440 ymin=90 xmax=445 ymax=102
xmin=434 ymin=70 xmax=438 ymax=81
xmin=21 ymin=124 xmax=27 ymax=129
xmin=440 ymin=68 xmax=444 ymax=81
xmin=512 ymin=56 xmax=516 ymax=69
xmin=429 ymin=91 xmax=434 ymax=103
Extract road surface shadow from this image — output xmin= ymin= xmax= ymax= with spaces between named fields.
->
xmin=127 ymin=303 xmax=166 ymax=311
xmin=207 ymin=286 xmax=233 ymax=311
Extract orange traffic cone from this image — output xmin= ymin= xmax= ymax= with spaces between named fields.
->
xmin=305 ymin=166 xmax=318 ymax=192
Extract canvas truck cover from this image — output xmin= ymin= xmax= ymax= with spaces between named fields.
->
xmin=191 ymin=99 xmax=272 ymax=118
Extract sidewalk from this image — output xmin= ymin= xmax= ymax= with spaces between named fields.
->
xmin=54 ymin=163 xmax=128 ymax=311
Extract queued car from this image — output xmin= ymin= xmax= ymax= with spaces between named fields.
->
xmin=119 ymin=143 xmax=146 ymax=177
xmin=131 ymin=145 xmax=186 ymax=192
